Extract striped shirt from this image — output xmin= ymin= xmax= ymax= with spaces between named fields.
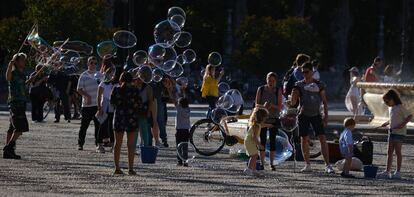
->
xmin=77 ymin=70 xmax=99 ymax=107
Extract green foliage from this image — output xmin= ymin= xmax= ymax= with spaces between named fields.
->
xmin=234 ymin=16 xmax=323 ymax=76
xmin=0 ymin=0 xmax=114 ymax=61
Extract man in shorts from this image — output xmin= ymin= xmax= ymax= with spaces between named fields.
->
xmin=290 ymin=62 xmax=334 ymax=173
xmin=3 ymin=53 xmax=33 ymax=159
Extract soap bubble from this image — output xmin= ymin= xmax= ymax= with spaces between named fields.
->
xmin=174 ymin=31 xmax=192 ymax=48
xmin=113 ymin=30 xmax=137 ymax=48
xmin=138 ymin=65 xmax=153 ymax=83
xmin=167 ymin=6 xmax=186 ymax=20
xmin=183 ymin=49 xmax=196 ymax=64
xmin=177 ymin=142 xmax=196 ymax=164
xmin=94 ymin=72 xmax=104 ymax=82
xmin=53 ymin=40 xmax=93 ymax=55
xmin=280 ymin=108 xmax=298 ymax=132
xmin=132 ymin=50 xmax=148 ymax=66
xmin=265 ymin=129 xmax=293 ymax=165
xmin=176 ymin=54 xmax=185 ymax=65
xmin=159 ymin=60 xmax=177 ymax=72
xmin=154 ymin=20 xmax=181 ymax=47
xmin=218 ymin=82 xmax=230 ymax=95
xmin=216 ymin=94 xmax=234 ymax=110
xmin=166 ymin=63 xmax=184 ymax=78
xmin=208 ymin=52 xmax=222 ymax=66
xmin=200 ymin=68 xmax=205 ymax=77
xmin=169 ymin=15 xmax=185 ymax=28
xmin=148 ymin=43 xmax=166 ymax=60
xmin=152 ymin=68 xmax=164 ymax=82
xmin=176 ymin=77 xmax=188 ymax=87
xmin=224 ymin=89 xmax=244 ymax=113
xmin=97 ymin=41 xmax=117 ymax=58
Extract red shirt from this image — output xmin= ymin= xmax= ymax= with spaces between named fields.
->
xmin=364 ymin=66 xmax=378 ymax=82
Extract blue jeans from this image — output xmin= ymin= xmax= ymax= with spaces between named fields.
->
xmin=205 ymin=96 xmax=217 ymax=119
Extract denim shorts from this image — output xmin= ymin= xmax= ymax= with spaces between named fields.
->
xmin=388 ymin=133 xmax=404 ymax=142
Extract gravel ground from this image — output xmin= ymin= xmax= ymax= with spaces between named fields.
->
xmin=1 ymin=112 xmax=414 ymax=196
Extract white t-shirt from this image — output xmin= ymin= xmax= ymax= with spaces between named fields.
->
xmin=99 ymin=82 xmax=115 ymax=99
xmin=339 ymin=128 xmax=353 ymax=156
xmin=389 ymin=104 xmax=411 ymax=136
xmin=77 ymin=70 xmax=99 ymax=107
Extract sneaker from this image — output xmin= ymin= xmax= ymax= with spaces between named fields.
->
xmin=300 ymin=164 xmax=312 ymax=172
xmin=270 ymin=165 xmax=276 ymax=171
xmin=340 ymin=172 xmax=355 ymax=178
xmin=78 ymin=145 xmax=83 ymax=151
xmin=113 ymin=169 xmax=124 ymax=175
xmin=257 ymin=164 xmax=265 ymax=171
xmin=391 ymin=171 xmax=401 ymax=179
xmin=243 ymin=168 xmax=254 ymax=176
xmin=183 ymin=162 xmax=189 ymax=167
xmin=96 ymin=145 xmax=105 ymax=153
xmin=128 ymin=169 xmax=137 ymax=175
xmin=3 ymin=148 xmax=21 ymax=159
xmin=377 ymin=171 xmax=391 ymax=179
xmin=325 ymin=165 xmax=335 ymax=174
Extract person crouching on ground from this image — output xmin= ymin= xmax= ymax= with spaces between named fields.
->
xmin=339 ymin=118 xmax=356 ymax=178
xmin=243 ymin=107 xmax=269 ymax=176
xmin=110 ymin=72 xmax=141 ymax=175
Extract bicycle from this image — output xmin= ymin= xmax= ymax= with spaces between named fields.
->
xmin=189 ymin=108 xmax=322 ymax=159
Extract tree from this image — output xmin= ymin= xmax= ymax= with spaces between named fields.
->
xmin=0 ymin=0 xmax=114 ymax=61
xmin=233 ymin=16 xmax=323 ymax=76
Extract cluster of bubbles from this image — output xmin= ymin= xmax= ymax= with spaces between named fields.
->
xmin=93 ymin=6 xmax=203 ymax=84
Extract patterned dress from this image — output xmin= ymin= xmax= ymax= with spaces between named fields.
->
xmin=110 ymin=85 xmax=142 ymax=132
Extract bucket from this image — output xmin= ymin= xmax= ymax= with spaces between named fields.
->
xmin=363 ymin=165 xmax=378 ymax=178
xmin=140 ymin=146 xmax=158 ymax=164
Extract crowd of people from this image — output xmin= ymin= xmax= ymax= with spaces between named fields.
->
xmin=3 ymin=52 xmax=412 ymax=179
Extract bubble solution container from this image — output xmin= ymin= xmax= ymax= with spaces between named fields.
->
xmin=140 ymin=146 xmax=159 ymax=164
xmin=363 ymin=165 xmax=378 ymax=178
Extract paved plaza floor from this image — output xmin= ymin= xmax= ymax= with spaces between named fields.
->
xmin=1 ymin=112 xmax=414 ymax=196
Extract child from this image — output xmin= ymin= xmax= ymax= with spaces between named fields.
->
xmin=175 ymin=97 xmax=191 ymax=166
xmin=339 ymin=117 xmax=356 ymax=178
xmin=377 ymin=90 xmax=412 ymax=179
xmin=243 ymin=107 xmax=269 ymax=176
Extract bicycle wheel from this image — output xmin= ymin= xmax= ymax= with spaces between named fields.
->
xmin=42 ymin=101 xmax=52 ymax=121
xmin=189 ymin=118 xmax=226 ymax=156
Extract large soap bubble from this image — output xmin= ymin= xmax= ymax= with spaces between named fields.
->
xmin=279 ymin=108 xmax=298 ymax=132
xmin=59 ymin=50 xmax=80 ymax=65
xmin=152 ymin=68 xmax=164 ymax=82
xmin=216 ymin=94 xmax=234 ymax=110
xmin=174 ymin=31 xmax=192 ymax=48
xmin=154 ymin=20 xmax=181 ymax=47
xmin=183 ymin=49 xmax=196 ymax=64
xmin=138 ymin=65 xmax=153 ymax=83
xmin=132 ymin=50 xmax=148 ymax=66
xmin=208 ymin=52 xmax=222 ymax=67
xmin=176 ymin=54 xmax=185 ymax=65
xmin=265 ymin=129 xmax=293 ymax=165
xmin=113 ymin=30 xmax=137 ymax=49
xmin=97 ymin=41 xmax=117 ymax=58
xmin=148 ymin=43 xmax=166 ymax=60
xmin=210 ymin=107 xmax=228 ymax=124
xmin=53 ymin=40 xmax=93 ymax=55
xmin=224 ymin=89 xmax=244 ymax=113
xmin=177 ymin=142 xmax=196 ymax=165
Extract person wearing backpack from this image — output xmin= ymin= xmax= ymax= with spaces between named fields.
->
xmin=282 ymin=54 xmax=311 ymax=100
xmin=255 ymin=72 xmax=282 ymax=171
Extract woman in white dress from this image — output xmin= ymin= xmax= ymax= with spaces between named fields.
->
xmin=345 ymin=67 xmax=363 ymax=115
